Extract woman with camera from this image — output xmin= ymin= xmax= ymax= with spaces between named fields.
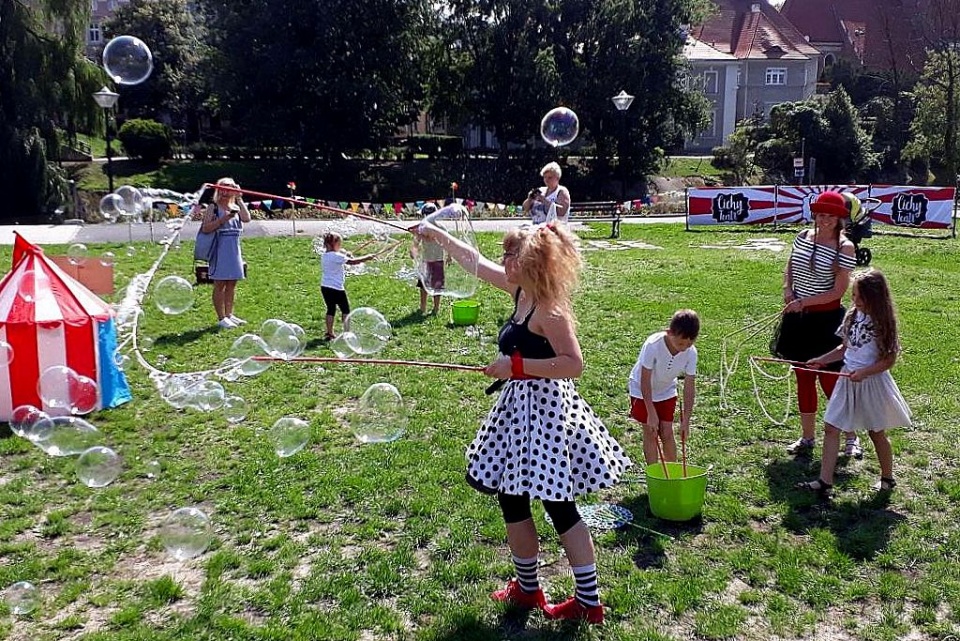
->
xmin=523 ymin=162 xmax=570 ymax=224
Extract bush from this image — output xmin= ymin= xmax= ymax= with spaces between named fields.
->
xmin=117 ymin=119 xmax=173 ymax=163
xmin=398 ymin=134 xmax=463 ymax=159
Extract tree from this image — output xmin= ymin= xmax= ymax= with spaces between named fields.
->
xmin=103 ymin=0 xmax=209 ymax=139
xmin=0 ymin=0 xmax=103 ymax=220
xmin=434 ymin=0 xmax=712 ymax=184
xmin=905 ymin=0 xmax=960 ymax=184
xmin=711 ymin=119 xmax=760 ymax=185
xmin=905 ymin=48 xmax=960 ymax=184
xmin=202 ymin=0 xmax=435 ymax=160
xmin=819 ymin=86 xmax=877 ymax=182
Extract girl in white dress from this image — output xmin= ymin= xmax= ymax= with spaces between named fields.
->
xmin=797 ymin=269 xmax=911 ymax=495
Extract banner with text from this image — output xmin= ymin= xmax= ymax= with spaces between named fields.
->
xmin=686 ymin=186 xmax=779 ymax=225
xmin=868 ymin=186 xmax=956 ymax=229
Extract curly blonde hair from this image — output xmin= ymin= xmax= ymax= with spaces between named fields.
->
xmin=503 ymin=223 xmax=582 ymax=313
xmin=842 ymin=268 xmax=900 ymax=357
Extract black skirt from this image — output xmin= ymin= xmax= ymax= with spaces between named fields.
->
xmin=772 ymin=306 xmax=845 ymax=365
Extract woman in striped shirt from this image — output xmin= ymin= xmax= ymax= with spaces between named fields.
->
xmin=774 ymin=191 xmax=858 ymax=456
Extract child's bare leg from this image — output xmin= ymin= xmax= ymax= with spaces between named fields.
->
xmin=419 ymin=289 xmax=427 ymax=313
xmin=818 ymin=423 xmax=842 ymax=484
xmin=325 ymin=315 xmax=335 ymax=337
xmin=659 ymin=422 xmax=677 ymax=462
xmin=642 ymin=426 xmax=660 ymax=465
xmin=867 ymin=430 xmax=894 ymax=479
xmin=431 ymin=294 xmax=440 ymax=314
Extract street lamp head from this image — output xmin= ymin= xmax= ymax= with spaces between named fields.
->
xmin=92 ymin=86 xmax=119 ymax=109
xmin=611 ymin=90 xmax=635 ymax=112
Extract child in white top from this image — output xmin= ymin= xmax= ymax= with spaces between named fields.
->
xmin=628 ymin=309 xmax=699 ymax=464
xmin=320 ymin=232 xmax=383 ymax=340
xmin=798 ymin=268 xmax=911 ymax=495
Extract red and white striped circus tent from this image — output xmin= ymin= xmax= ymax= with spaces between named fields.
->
xmin=0 ymin=233 xmax=131 ymax=421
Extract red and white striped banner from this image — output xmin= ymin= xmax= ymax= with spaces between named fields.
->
xmin=868 ymin=186 xmax=956 ymax=229
xmin=775 ymin=185 xmax=870 ymax=223
xmin=687 ymin=186 xmax=778 ymax=225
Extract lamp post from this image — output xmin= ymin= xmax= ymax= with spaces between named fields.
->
xmin=611 ymin=90 xmax=635 ymax=206
xmin=93 ymin=86 xmax=119 ymax=193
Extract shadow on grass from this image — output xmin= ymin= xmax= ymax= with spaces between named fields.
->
xmin=427 ymin=609 xmax=593 ymax=641
xmin=152 ymin=326 xmax=221 ymax=346
xmin=390 ymin=309 xmax=433 ymax=330
xmin=614 ymin=494 xmax=705 ymax=570
xmin=765 ymin=458 xmax=906 ymax=560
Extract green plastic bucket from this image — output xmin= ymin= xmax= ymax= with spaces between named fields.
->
xmin=451 ymin=300 xmax=480 ymax=326
xmin=645 ymin=462 xmax=709 ymax=521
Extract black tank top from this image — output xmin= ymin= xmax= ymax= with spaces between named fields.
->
xmin=497 ymin=290 xmax=556 ymax=359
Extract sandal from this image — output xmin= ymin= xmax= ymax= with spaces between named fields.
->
xmin=796 ymin=478 xmax=833 ymax=496
xmin=324 ymin=333 xmax=336 ymax=341
xmin=874 ymin=477 xmax=897 ymax=492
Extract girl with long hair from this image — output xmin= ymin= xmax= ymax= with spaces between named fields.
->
xmin=416 ymin=214 xmax=631 ymax=624
xmin=797 ymin=268 xmax=912 ymax=495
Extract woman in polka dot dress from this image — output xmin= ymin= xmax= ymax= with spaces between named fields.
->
xmin=417 ymin=215 xmax=631 ymax=625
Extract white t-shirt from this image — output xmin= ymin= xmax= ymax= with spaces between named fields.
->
xmin=321 ymin=251 xmax=348 ymax=290
xmin=628 ymin=331 xmax=698 ymax=401
xmin=841 ymin=310 xmax=880 ymax=371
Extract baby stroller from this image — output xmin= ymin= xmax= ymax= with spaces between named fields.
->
xmin=840 ymin=192 xmax=877 ymax=266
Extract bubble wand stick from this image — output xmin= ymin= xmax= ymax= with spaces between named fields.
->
xmin=253 ymin=355 xmax=485 ymax=372
xmin=750 ymin=356 xmax=851 ymax=377
xmin=205 ymin=184 xmax=413 ymax=234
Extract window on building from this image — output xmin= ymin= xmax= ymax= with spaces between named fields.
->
xmin=88 ymin=22 xmax=102 ymax=44
xmin=703 ymin=71 xmax=719 ymax=94
xmin=765 ymin=67 xmax=787 ymax=85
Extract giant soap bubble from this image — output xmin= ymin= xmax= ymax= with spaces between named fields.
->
xmin=99 ymin=194 xmax=124 ymax=222
xmin=344 ymin=308 xmax=392 ymax=355
xmin=540 ymin=107 xmax=580 ymax=147
xmin=268 ymin=417 xmax=310 ymax=458
xmin=415 ymin=204 xmax=478 ymax=298
xmin=154 ymin=275 xmax=195 ymax=314
xmin=76 ymin=446 xmax=122 ymax=488
xmin=0 ymin=340 xmax=13 ymax=367
xmin=114 ymin=185 xmax=144 ymax=217
xmin=10 ymin=405 xmax=46 ymax=439
xmin=223 ymin=395 xmax=247 ymax=424
xmin=259 ymin=319 xmax=303 ymax=360
xmin=228 ymin=334 xmax=273 ymax=376
xmin=102 ymin=36 xmax=154 ymax=86
xmin=67 ymin=243 xmax=89 ymax=266
xmin=4 ymin=580 xmax=40 ymax=615
xmin=350 ymin=383 xmax=407 ymax=444
xmin=32 ymin=416 xmax=101 ymax=456
xmin=159 ymin=507 xmax=213 ymax=561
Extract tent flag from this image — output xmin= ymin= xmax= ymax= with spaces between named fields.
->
xmin=98 ymin=318 xmax=132 ymax=408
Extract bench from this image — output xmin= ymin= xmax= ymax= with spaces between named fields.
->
xmin=568 ymin=201 xmax=622 ymax=238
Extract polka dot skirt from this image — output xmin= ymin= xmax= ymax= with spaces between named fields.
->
xmin=466 ymin=379 xmax=632 ymax=501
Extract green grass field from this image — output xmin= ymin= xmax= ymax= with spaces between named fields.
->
xmin=1 ymin=224 xmax=959 ymax=641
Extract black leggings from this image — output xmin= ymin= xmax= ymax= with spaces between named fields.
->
xmin=321 ymin=286 xmax=350 ymax=317
xmin=497 ymin=493 xmax=582 ymax=536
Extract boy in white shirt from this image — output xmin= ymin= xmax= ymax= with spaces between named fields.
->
xmin=628 ymin=310 xmax=699 ymax=464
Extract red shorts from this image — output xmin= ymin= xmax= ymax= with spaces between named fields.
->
xmin=417 ymin=260 xmax=445 ymax=290
xmin=630 ymin=396 xmax=677 ymax=424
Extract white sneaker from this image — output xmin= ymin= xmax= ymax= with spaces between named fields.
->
xmin=218 ymin=317 xmax=238 ymax=329
xmin=229 ymin=315 xmax=247 ymax=325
